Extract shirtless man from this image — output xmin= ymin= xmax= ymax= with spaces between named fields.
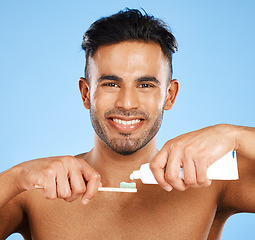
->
xmin=1 ymin=9 xmax=255 ymax=240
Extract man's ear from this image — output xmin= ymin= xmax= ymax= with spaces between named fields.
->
xmin=79 ymin=77 xmax=90 ymax=109
xmin=164 ymin=79 xmax=179 ymax=110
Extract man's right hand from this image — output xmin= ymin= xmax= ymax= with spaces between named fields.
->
xmin=13 ymin=156 xmax=101 ymax=204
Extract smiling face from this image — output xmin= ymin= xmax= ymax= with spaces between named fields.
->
xmin=79 ymin=41 xmax=178 ymax=155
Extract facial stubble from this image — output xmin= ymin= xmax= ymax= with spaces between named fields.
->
xmin=90 ymin=106 xmax=164 ymax=155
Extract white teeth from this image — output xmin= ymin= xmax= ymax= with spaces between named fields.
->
xmin=112 ymin=118 xmax=141 ymax=125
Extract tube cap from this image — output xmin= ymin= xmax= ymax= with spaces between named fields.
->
xmin=130 ymin=170 xmax=141 ymax=180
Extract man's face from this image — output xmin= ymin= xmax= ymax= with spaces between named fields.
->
xmin=83 ymin=41 xmax=177 ymax=155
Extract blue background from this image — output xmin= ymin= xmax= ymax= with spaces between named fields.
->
xmin=1 ymin=0 xmax=255 ymax=239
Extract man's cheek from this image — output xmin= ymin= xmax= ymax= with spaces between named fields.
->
xmin=143 ymin=98 xmax=163 ymax=111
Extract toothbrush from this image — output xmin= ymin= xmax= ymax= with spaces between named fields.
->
xmin=35 ymin=182 xmax=137 ymax=193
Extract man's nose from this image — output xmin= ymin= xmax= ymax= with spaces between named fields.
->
xmin=115 ymin=87 xmax=139 ymax=110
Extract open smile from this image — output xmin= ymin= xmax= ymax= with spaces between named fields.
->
xmin=112 ymin=118 xmax=141 ymax=125
xmin=108 ymin=117 xmax=144 ymax=133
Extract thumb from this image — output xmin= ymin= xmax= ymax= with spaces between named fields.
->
xmin=150 ymin=141 xmax=173 ymax=191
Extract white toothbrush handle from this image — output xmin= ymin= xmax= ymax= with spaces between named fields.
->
xmin=98 ymin=187 xmax=137 ymax=192
xmin=35 ymin=185 xmax=137 ymax=193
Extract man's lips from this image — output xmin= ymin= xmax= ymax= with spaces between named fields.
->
xmin=108 ymin=117 xmax=144 ymax=133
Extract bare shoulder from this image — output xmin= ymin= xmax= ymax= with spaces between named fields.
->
xmin=217 ymin=153 xmax=255 ymax=214
xmin=75 ymin=152 xmax=88 ymax=159
xmin=207 ymin=155 xmax=255 ymax=239
xmin=0 ymin=190 xmax=32 ymax=239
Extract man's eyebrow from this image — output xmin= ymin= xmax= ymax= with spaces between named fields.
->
xmin=97 ymin=75 xmax=160 ymax=85
xmin=135 ymin=76 xmax=160 ymax=85
xmin=97 ymin=75 xmax=123 ymax=83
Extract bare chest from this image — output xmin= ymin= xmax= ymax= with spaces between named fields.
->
xmin=24 ymin=186 xmax=219 ymax=240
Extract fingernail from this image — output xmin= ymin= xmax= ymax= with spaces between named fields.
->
xmin=82 ymin=199 xmax=90 ymax=205
xmin=164 ymin=185 xmax=173 ymax=192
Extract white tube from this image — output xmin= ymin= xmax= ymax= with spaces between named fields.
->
xmin=129 ymin=151 xmax=238 ymax=184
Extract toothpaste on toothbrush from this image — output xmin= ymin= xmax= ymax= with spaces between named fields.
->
xmin=130 ymin=151 xmax=239 ymax=184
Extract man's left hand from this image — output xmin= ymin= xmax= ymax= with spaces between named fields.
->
xmin=150 ymin=124 xmax=237 ymax=191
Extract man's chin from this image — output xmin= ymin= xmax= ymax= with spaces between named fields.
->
xmin=110 ymin=146 xmax=142 ymax=155
xmin=106 ymin=139 xmax=144 ymax=156
xmin=113 ymin=149 xmax=137 ymax=156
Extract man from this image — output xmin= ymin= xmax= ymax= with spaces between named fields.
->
xmin=0 ymin=9 xmax=255 ymax=240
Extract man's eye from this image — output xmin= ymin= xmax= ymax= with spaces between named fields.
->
xmin=138 ymin=83 xmax=154 ymax=88
xmin=102 ymin=83 xmax=119 ymax=88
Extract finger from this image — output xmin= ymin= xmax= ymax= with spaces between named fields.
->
xmin=81 ymin=174 xmax=101 ymax=205
xmin=183 ymin=155 xmax=197 ymax=187
xmin=79 ymin=162 xmax=101 ymax=204
xmin=164 ymin=144 xmax=188 ymax=191
xmin=194 ymin=160 xmax=212 ymax=187
xmin=55 ymin=167 xmax=72 ymax=199
xmin=64 ymin=167 xmax=86 ymax=202
xmin=42 ymin=175 xmax=57 ymax=200
xmin=150 ymin=146 xmax=173 ymax=192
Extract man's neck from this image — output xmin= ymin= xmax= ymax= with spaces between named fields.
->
xmin=85 ymin=134 xmax=158 ymax=187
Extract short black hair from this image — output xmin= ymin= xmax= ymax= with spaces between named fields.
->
xmin=82 ymin=8 xmax=178 ymax=81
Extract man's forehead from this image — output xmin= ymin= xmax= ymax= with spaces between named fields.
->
xmin=93 ymin=40 xmax=164 ymax=61
xmin=89 ymin=41 xmax=170 ymax=80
